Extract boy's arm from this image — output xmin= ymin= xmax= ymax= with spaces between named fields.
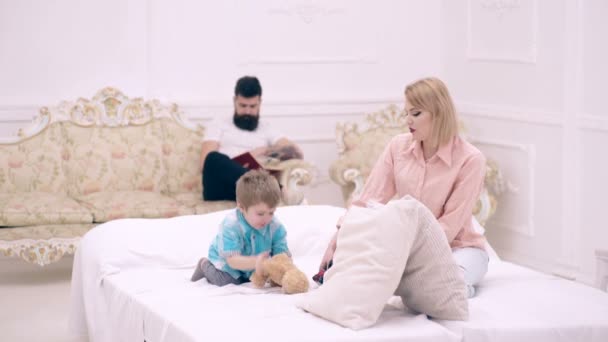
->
xmin=226 ymin=253 xmax=269 ymax=273
xmin=271 ymin=225 xmax=291 ymax=256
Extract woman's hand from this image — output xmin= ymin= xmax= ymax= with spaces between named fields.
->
xmin=319 ymin=230 xmax=338 ymax=271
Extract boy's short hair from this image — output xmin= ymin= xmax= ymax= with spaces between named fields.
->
xmin=236 ymin=169 xmax=281 ymax=209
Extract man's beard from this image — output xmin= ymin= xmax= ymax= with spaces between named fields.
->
xmin=233 ymin=112 xmax=259 ymax=131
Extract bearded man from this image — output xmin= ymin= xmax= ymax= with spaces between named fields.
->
xmin=199 ymin=76 xmax=302 ymax=201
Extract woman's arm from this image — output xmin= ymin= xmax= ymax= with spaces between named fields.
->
xmin=437 ymin=152 xmax=486 ymax=243
xmin=350 ymin=136 xmax=399 ymax=207
xmin=319 ymin=137 xmax=400 ymax=270
xmin=319 ymin=230 xmax=338 ymax=271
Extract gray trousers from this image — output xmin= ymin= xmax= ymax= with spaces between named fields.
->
xmin=202 ymin=261 xmax=249 ymax=287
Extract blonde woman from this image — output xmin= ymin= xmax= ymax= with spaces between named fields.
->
xmin=319 ymin=77 xmax=489 ymax=297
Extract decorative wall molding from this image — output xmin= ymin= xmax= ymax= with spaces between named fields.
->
xmin=579 ymin=114 xmax=608 ymax=132
xmin=470 ymin=137 xmax=536 ymax=237
xmin=180 ymin=98 xmax=400 ymax=119
xmin=239 ymin=57 xmax=377 ymax=66
xmin=0 ymin=105 xmax=40 ymax=122
xmin=267 ymin=1 xmax=345 ymax=24
xmin=458 ymin=102 xmax=563 ymax=126
xmin=466 ymin=0 xmax=538 ymax=63
xmin=479 ymin=0 xmax=524 ymax=17
xmin=240 ymin=2 xmax=378 ymax=67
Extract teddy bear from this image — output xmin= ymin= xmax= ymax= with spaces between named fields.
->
xmin=250 ymin=253 xmax=309 ymax=294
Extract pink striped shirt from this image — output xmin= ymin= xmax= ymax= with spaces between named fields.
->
xmin=351 ymin=133 xmax=487 ymax=249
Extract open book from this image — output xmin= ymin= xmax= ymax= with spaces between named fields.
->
xmin=231 ymin=152 xmax=282 ymax=176
xmin=232 ymin=145 xmax=302 ymax=174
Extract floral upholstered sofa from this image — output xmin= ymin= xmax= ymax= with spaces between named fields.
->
xmin=329 ymin=105 xmax=504 ymax=225
xmin=0 ymin=88 xmax=313 ymax=265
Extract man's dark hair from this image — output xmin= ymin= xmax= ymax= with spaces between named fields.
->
xmin=234 ymin=76 xmax=262 ymax=98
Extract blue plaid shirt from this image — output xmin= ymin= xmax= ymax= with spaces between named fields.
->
xmin=208 ymin=209 xmax=290 ymax=279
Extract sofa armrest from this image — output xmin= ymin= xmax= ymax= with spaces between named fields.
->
xmin=473 ymin=159 xmax=505 ymax=226
xmin=329 ymin=160 xmax=365 ymax=206
xmin=269 ymin=159 xmax=314 ymax=205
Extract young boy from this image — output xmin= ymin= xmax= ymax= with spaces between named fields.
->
xmin=191 ymin=169 xmax=291 ymax=286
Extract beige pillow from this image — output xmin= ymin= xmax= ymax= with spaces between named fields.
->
xmin=394 ymin=201 xmax=469 ymax=320
xmin=298 ymin=196 xmax=468 ymax=329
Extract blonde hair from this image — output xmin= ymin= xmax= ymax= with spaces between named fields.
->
xmin=405 ymin=77 xmax=458 ymax=148
xmin=236 ymin=169 xmax=281 ymax=209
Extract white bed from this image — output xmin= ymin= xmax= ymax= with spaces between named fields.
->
xmin=69 ymin=205 xmax=608 ymax=342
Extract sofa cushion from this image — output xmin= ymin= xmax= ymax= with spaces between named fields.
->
xmin=161 ymin=120 xmax=203 ymax=194
xmin=75 ymin=191 xmax=194 ymax=222
xmin=0 ymin=192 xmax=93 ymax=226
xmin=0 ymin=123 xmax=67 ymax=193
xmin=62 ymin=121 xmax=167 ymax=196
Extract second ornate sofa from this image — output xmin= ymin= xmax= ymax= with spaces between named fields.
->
xmin=0 ymin=88 xmax=313 ymax=265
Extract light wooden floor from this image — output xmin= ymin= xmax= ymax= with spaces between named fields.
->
xmin=0 ymin=256 xmax=82 ymax=342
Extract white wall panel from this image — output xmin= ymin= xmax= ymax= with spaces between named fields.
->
xmin=467 ymin=0 xmax=538 ymax=63
xmin=578 ymin=131 xmax=608 ymax=284
xmin=582 ymin=0 xmax=608 ymax=119
xmin=0 ymin=0 xmax=148 ymax=106
xmin=460 ymin=114 xmax=564 ymax=264
xmin=443 ymin=0 xmax=608 ymax=284
xmin=442 ymin=0 xmax=566 ymax=113
xmin=146 ymin=0 xmax=441 ymax=104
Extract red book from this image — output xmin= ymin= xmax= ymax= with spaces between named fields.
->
xmin=231 ymin=152 xmax=281 ymax=176
xmin=231 ymin=152 xmax=263 ymax=170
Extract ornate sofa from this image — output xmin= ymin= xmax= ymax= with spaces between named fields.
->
xmin=0 ymin=88 xmax=314 ymax=265
xmin=329 ymin=105 xmax=504 ymax=225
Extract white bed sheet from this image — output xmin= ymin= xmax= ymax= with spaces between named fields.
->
xmin=69 ymin=205 xmax=608 ymax=342
xmin=102 ymin=258 xmax=459 ymax=342
xmin=437 ymin=260 xmax=608 ymax=342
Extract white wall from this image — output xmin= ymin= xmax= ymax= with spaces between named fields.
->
xmin=441 ymin=0 xmax=608 ymax=285
xmin=1 ymin=0 xmax=606 ymax=285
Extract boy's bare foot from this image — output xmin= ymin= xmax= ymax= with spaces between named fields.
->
xmin=190 ymin=257 xmax=208 ymax=282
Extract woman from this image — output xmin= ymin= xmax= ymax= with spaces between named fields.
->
xmin=319 ymin=77 xmax=489 ymax=297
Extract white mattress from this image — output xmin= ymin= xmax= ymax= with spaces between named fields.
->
xmin=102 ymin=259 xmax=459 ymax=342
xmin=438 ymin=260 xmax=608 ymax=342
xmin=69 ymin=205 xmax=608 ymax=342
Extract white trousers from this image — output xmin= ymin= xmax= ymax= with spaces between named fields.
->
xmin=452 ymin=247 xmax=489 ymax=297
